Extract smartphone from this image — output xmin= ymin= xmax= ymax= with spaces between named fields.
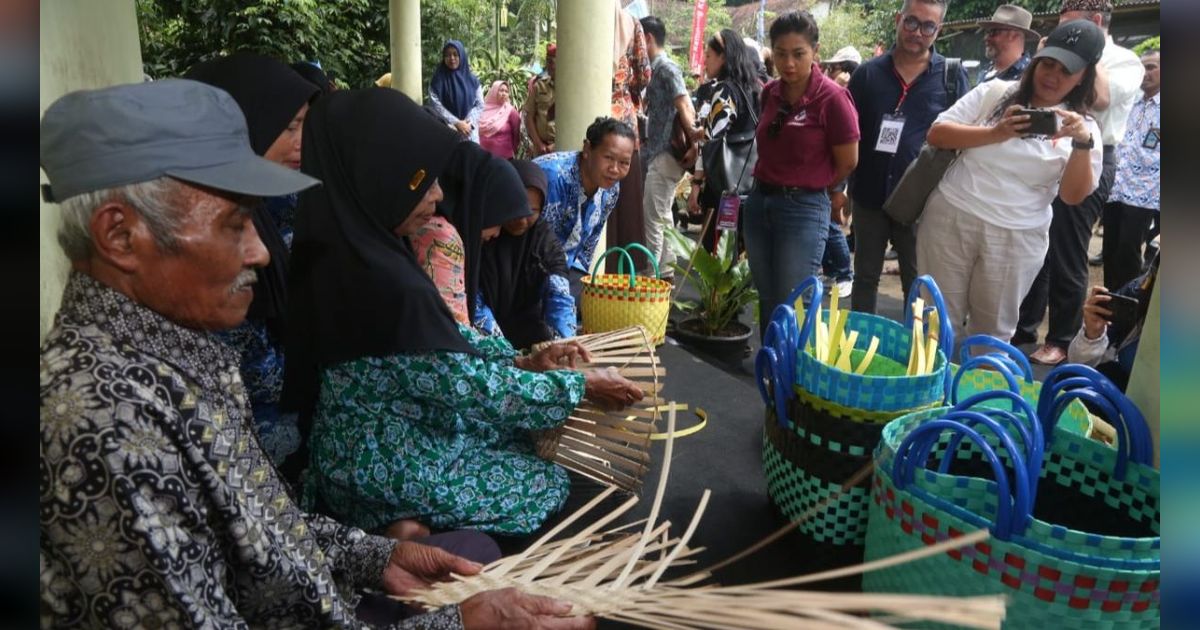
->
xmin=1017 ymin=108 xmax=1058 ymax=136
xmin=1099 ymin=291 xmax=1139 ymax=330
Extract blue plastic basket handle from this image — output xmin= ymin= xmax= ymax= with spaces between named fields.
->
xmin=958 ymin=335 xmax=1034 ymax=381
xmin=950 ymin=390 xmax=1045 ymax=478
xmin=950 ymin=355 xmax=1023 ymax=405
xmin=754 ymin=346 xmax=790 ymax=426
xmin=892 ymin=417 xmax=1032 ymax=540
xmin=783 ymin=276 xmax=824 ymax=355
xmin=769 ymin=303 xmax=799 ymax=391
xmin=904 ymin=275 xmax=954 ymax=393
xmin=755 ymin=340 xmax=776 ymax=407
xmin=1039 ymin=364 xmax=1153 ymax=467
xmin=588 ymin=247 xmax=639 ymax=287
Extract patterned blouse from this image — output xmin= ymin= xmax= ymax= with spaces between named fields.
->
xmin=534 ymin=151 xmax=621 ymax=274
xmin=304 ymin=324 xmax=584 ymax=535
xmin=611 ymin=20 xmax=652 ymax=148
xmin=40 ymin=272 xmax=462 ymax=629
xmin=428 ymin=86 xmax=486 ymax=144
xmin=411 ymin=216 xmax=471 ymax=326
xmin=1108 ymin=92 xmax=1160 ymax=211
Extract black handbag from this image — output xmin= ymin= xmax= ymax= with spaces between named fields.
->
xmin=701 ymin=81 xmax=759 ymax=197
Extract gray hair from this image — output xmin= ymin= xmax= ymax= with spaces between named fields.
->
xmin=56 ymin=177 xmax=184 ymax=261
xmin=901 ymin=0 xmax=948 ymax=17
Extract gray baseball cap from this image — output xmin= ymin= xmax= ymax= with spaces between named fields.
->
xmin=40 ymin=78 xmax=319 ymax=203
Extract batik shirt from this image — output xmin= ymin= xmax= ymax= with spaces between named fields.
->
xmin=642 ymin=52 xmax=689 ymax=167
xmin=428 ymin=86 xmax=485 ymax=143
xmin=304 ymin=324 xmax=584 ymax=535
xmin=1108 ymin=92 xmax=1160 ymax=211
xmin=610 ymin=20 xmax=652 ymax=148
xmin=979 ymin=53 xmax=1030 ymax=83
xmin=534 ymin=151 xmax=621 ymax=274
xmin=411 ymin=216 xmax=471 ymax=326
xmin=40 ymin=272 xmax=461 ymax=629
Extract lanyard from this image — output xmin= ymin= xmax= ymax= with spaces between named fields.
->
xmin=892 ymin=67 xmax=921 ymax=113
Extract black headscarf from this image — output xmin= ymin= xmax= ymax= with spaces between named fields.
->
xmin=438 ymin=142 xmax=531 ymax=319
xmin=290 ymin=61 xmax=336 ymax=96
xmin=280 ymin=88 xmax=475 ymax=418
xmin=479 ymin=160 xmax=568 ymax=349
xmin=184 ymin=52 xmax=320 ymax=338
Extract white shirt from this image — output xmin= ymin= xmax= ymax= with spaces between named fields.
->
xmin=933 ymin=80 xmax=1103 ymax=231
xmin=1095 ymin=35 xmax=1144 ymax=146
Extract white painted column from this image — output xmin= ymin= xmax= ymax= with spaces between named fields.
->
xmin=388 ymin=0 xmax=423 ymax=101
xmin=40 ymin=0 xmax=144 ymax=339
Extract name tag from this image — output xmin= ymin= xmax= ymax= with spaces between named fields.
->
xmin=717 ymin=193 xmax=741 ymax=231
xmin=1142 ymin=127 xmax=1159 ymax=150
xmin=875 ymin=113 xmax=905 ymax=154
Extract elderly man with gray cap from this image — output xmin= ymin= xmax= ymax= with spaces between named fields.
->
xmin=39 ymin=79 xmax=594 ymax=630
xmin=977 ymin=4 xmax=1039 ymax=83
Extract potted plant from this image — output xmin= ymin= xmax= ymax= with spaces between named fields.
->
xmin=664 ymin=227 xmax=757 ymax=363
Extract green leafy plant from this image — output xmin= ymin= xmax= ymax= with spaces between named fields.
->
xmin=1132 ymin=36 xmax=1159 ymax=56
xmin=664 ymin=227 xmax=757 ymax=337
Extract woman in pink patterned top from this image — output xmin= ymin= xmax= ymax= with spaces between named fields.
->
xmin=410 ymin=216 xmax=470 ymax=326
xmin=478 ymin=81 xmax=521 ymax=159
xmin=606 ymin=0 xmax=652 ymax=271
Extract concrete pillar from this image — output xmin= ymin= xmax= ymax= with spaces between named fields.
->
xmin=554 ymin=1 xmax=615 ymax=153
xmin=40 ymin=0 xmax=144 ymax=340
xmin=1126 ymin=282 xmax=1160 ymax=468
xmin=388 ymin=0 xmax=423 ymax=101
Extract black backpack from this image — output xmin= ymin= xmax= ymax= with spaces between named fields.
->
xmin=944 ymin=57 xmax=964 ymax=106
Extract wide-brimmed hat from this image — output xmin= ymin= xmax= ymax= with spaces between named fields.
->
xmin=977 ymin=4 xmax=1040 ymax=39
xmin=1034 ymin=19 xmax=1105 ymax=75
xmin=822 ymin=46 xmax=863 ymax=65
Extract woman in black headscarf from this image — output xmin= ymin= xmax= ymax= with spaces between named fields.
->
xmin=479 ymin=159 xmax=577 ymax=349
xmin=185 ymin=52 xmax=319 ymax=471
xmin=283 ymin=88 xmax=643 ymax=536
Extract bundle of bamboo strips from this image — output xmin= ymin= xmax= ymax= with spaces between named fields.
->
xmin=402 ymin=408 xmax=1007 ymax=629
xmin=797 ymin=288 xmax=881 ymax=375
xmin=530 ymin=326 xmax=671 ymax=493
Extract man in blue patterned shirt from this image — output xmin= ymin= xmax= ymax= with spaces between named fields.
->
xmin=1103 ymin=47 xmax=1160 ymax=291
xmin=534 ymin=117 xmax=636 ymax=300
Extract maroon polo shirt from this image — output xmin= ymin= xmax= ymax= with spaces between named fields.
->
xmin=753 ymin=64 xmax=860 ymax=189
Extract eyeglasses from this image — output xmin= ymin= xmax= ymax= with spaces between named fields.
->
xmin=768 ymin=105 xmax=791 ymax=138
xmin=902 ymin=15 xmax=940 ymax=37
xmin=984 ymin=28 xmax=1013 ymax=38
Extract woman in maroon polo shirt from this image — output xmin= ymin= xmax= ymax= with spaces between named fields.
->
xmin=745 ymin=10 xmax=860 ymax=334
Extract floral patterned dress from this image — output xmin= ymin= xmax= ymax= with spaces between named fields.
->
xmin=305 ymin=325 xmax=585 ymax=535
xmin=611 ymin=19 xmax=652 ymax=148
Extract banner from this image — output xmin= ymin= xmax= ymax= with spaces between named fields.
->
xmin=689 ymin=0 xmax=709 ymax=75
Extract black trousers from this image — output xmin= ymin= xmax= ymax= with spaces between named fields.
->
xmin=1014 ymin=146 xmax=1116 ymax=347
xmin=849 ymin=200 xmax=917 ymax=314
xmin=1102 ymin=201 xmax=1157 ymax=291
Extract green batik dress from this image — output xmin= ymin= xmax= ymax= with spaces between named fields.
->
xmin=305 ymin=324 xmax=584 ymax=535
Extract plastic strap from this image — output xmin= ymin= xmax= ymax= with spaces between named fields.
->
xmin=620 ymin=243 xmax=661 ymax=278
xmin=951 ymin=389 xmax=1044 ymax=476
xmin=950 ymin=355 xmax=1022 ymax=405
xmin=588 ymin=246 xmax=638 ymax=287
xmin=904 ymin=275 xmax=954 ymax=394
xmin=957 ymin=335 xmax=1034 ymax=381
xmin=784 ymin=276 xmax=824 ymax=355
xmin=1039 ymin=364 xmax=1153 ymax=466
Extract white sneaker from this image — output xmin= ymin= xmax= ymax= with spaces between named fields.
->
xmin=835 ymin=280 xmax=853 ymax=299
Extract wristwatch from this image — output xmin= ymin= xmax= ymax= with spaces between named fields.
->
xmin=1071 ymin=134 xmax=1094 ymax=151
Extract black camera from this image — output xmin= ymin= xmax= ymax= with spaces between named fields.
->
xmin=1016 ymin=108 xmax=1058 ymax=137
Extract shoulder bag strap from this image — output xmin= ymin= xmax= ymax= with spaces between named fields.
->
xmin=943 ymin=57 xmax=962 ymax=105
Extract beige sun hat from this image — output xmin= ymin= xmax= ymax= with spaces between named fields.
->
xmin=977 ymin=4 xmax=1040 ymax=39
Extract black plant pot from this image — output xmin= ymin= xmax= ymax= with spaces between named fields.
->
xmin=672 ymin=317 xmax=752 ymax=365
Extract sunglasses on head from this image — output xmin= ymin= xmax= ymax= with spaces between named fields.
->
xmin=902 ymin=14 xmax=939 ymax=37
xmin=768 ymin=104 xmax=791 ymax=138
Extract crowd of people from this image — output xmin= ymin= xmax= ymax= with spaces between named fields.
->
xmin=39 ymin=0 xmax=1159 ymax=626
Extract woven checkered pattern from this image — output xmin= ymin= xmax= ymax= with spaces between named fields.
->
xmin=861 ymin=407 xmax=1160 ymax=629
xmin=795 ymin=311 xmax=947 ymax=412
xmin=794 ymin=386 xmax=936 ymax=425
xmin=952 ymin=366 xmax=1092 ymax=436
xmin=763 ymin=413 xmax=871 ymax=546
xmin=580 ymin=273 xmax=672 ymax=344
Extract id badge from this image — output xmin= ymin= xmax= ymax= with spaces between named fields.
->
xmin=875 ymin=113 xmax=905 ymax=154
xmin=1142 ymin=127 xmax=1160 ymax=150
xmin=717 ymin=193 xmax=740 ymax=231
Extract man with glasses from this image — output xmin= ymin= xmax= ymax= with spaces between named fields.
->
xmin=977 ymin=4 xmax=1039 ymax=83
xmin=845 ymin=0 xmax=968 ymax=314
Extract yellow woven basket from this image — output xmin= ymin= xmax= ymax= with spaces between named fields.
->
xmin=580 ymin=244 xmax=672 ymax=344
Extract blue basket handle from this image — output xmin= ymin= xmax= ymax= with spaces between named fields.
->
xmin=1039 ymin=364 xmax=1153 ymax=467
xmin=588 ymin=246 xmax=638 ymax=288
xmin=905 ymin=275 xmax=954 ymax=393
xmin=950 ymin=355 xmax=1023 ymax=405
xmin=754 ymin=346 xmax=790 ymax=426
xmin=950 ymin=390 xmax=1044 ymax=477
xmin=892 ymin=417 xmax=1032 ymax=540
xmin=958 ymin=335 xmax=1034 ymax=381
xmin=937 ymin=408 xmax=1042 ymax=495
xmin=769 ymin=303 xmax=799 ymax=391
xmin=621 ymin=243 xmax=661 ymax=278
xmin=756 ymin=324 xmax=782 ymax=407
xmin=783 ymin=276 xmax=824 ymax=355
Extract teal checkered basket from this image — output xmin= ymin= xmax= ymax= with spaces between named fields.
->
xmin=757 ymin=275 xmax=952 ymax=555
xmin=862 ymin=365 xmax=1159 ymax=629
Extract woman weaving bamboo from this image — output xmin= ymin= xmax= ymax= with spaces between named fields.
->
xmin=282 ymin=88 xmax=644 ymax=536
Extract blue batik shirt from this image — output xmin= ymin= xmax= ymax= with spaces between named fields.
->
xmin=979 ymin=53 xmax=1030 ymax=83
xmin=533 ymin=151 xmax=621 ymax=274
xmin=1108 ymin=92 xmax=1160 ymax=211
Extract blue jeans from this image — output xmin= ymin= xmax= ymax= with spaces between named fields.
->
xmin=821 ymin=222 xmax=853 ymax=283
xmin=743 ymin=187 xmax=831 ymax=334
